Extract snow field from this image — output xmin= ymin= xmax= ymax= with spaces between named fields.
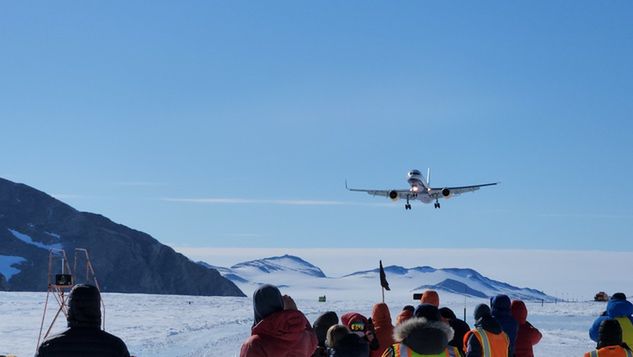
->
xmin=0 ymin=292 xmax=604 ymax=356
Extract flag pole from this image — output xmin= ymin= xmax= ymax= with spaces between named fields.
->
xmin=379 ymin=259 xmax=390 ymax=303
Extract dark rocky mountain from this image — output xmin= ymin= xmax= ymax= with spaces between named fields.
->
xmin=0 ymin=177 xmax=244 ymax=297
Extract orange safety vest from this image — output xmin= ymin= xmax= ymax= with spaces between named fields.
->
xmin=463 ymin=328 xmax=509 ymax=357
xmin=584 ymin=346 xmax=633 ymax=357
xmin=392 ymin=343 xmax=461 ymax=357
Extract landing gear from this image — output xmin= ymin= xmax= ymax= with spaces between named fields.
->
xmin=405 ymin=203 xmax=411 ymax=210
xmin=434 ymin=199 xmax=441 ymax=209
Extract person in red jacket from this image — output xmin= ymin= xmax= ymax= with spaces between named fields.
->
xmin=510 ymin=300 xmax=542 ymax=357
xmin=341 ymin=312 xmax=380 ymax=354
xmin=240 ymin=284 xmax=317 ymax=357
xmin=370 ymin=303 xmax=395 ymax=357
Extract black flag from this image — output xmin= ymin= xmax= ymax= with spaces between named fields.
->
xmin=379 ymin=260 xmax=390 ymax=291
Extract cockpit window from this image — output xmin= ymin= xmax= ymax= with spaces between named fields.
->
xmin=410 ymin=170 xmax=421 ymax=176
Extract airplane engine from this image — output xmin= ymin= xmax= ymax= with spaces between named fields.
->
xmin=442 ymin=188 xmax=451 ymax=198
xmin=389 ymin=190 xmax=399 ymax=201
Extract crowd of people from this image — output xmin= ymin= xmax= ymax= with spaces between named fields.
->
xmin=33 ymin=284 xmax=633 ymax=356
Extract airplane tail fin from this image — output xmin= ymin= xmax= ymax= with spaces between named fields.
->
xmin=427 ymin=168 xmax=431 ymax=186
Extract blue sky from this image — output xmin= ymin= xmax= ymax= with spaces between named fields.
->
xmin=1 ymin=1 xmax=632 ymax=251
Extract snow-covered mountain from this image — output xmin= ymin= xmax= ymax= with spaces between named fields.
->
xmin=199 ymin=254 xmax=326 ymax=287
xmin=346 ymin=265 xmax=553 ymax=302
xmin=203 ymin=255 xmax=555 ymax=302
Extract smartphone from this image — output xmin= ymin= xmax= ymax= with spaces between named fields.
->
xmin=413 ymin=293 xmax=422 ymax=300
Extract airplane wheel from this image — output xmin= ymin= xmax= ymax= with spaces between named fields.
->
xmin=437 ymin=203 xmax=441 ymax=209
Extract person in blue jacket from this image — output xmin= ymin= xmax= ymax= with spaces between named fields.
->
xmin=490 ymin=294 xmax=518 ymax=356
xmin=590 ymin=292 xmax=633 ymax=347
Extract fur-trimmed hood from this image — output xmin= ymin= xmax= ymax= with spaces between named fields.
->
xmin=393 ymin=317 xmax=454 ymax=355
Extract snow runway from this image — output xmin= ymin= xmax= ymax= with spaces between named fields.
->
xmin=1 ymin=292 xmax=602 ymax=356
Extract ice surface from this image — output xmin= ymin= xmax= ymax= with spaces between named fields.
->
xmin=0 ymin=291 xmax=604 ymax=357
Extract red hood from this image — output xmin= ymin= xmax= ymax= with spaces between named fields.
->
xmin=371 ymin=303 xmax=392 ymax=326
xmin=252 ymin=310 xmax=312 ymax=345
xmin=243 ymin=309 xmax=317 ymax=357
xmin=511 ymin=300 xmax=528 ymax=324
xmin=341 ymin=312 xmax=368 ymax=329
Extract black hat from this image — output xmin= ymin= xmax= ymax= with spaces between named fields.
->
xmin=414 ymin=303 xmax=441 ymax=321
xmin=313 ymin=311 xmax=339 ymax=347
xmin=67 ymin=284 xmax=101 ymax=328
xmin=253 ymin=284 xmax=284 ymax=326
xmin=598 ymin=319 xmax=622 ymax=348
xmin=439 ymin=307 xmax=457 ymax=320
xmin=611 ymin=293 xmax=627 ymax=300
xmin=474 ymin=304 xmax=491 ymax=321
xmin=332 ymin=333 xmax=370 ymax=357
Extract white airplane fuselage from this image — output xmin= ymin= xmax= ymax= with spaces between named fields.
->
xmin=406 ymin=169 xmax=433 ymax=203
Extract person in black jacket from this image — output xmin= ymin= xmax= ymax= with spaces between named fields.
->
xmin=312 ymin=311 xmax=339 ymax=357
xmin=36 ymin=284 xmax=130 ymax=357
xmin=464 ymin=304 xmax=510 ymax=357
xmin=440 ymin=307 xmax=470 ymax=354
xmin=329 ymin=332 xmax=370 ymax=357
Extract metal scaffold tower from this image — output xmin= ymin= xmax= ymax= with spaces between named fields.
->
xmin=36 ymin=248 xmax=105 ymax=350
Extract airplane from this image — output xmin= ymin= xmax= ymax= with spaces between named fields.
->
xmin=346 ymin=169 xmax=499 ymax=210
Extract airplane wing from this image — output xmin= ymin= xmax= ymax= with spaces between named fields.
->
xmin=345 ymin=181 xmax=411 ymax=199
xmin=428 ymin=182 xmax=499 ymax=198
xmin=347 ymin=188 xmax=411 ymax=199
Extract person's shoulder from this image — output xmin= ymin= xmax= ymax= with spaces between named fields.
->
xmin=454 ymin=318 xmax=471 ymax=329
xmin=96 ymin=330 xmax=129 ymax=351
xmin=36 ymin=330 xmax=75 ymax=356
xmin=38 ymin=329 xmax=72 ymax=347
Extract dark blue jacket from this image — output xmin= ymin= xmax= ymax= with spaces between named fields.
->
xmin=590 ymin=298 xmax=633 ymax=342
xmin=491 ymin=295 xmax=518 ymax=356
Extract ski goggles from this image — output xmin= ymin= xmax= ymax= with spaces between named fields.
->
xmin=349 ymin=321 xmax=365 ymax=332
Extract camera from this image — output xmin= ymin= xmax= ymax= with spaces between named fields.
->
xmin=55 ymin=274 xmax=73 ymax=286
xmin=413 ymin=293 xmax=422 ymax=300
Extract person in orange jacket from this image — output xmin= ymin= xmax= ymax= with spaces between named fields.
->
xmin=510 ymin=300 xmax=542 ymax=357
xmin=370 ymin=303 xmax=395 ymax=357
xmin=421 ymin=290 xmax=440 ymax=307
xmin=440 ymin=307 xmax=470 ymax=354
xmin=584 ymin=319 xmax=633 ymax=357
xmin=395 ymin=305 xmax=414 ymax=325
